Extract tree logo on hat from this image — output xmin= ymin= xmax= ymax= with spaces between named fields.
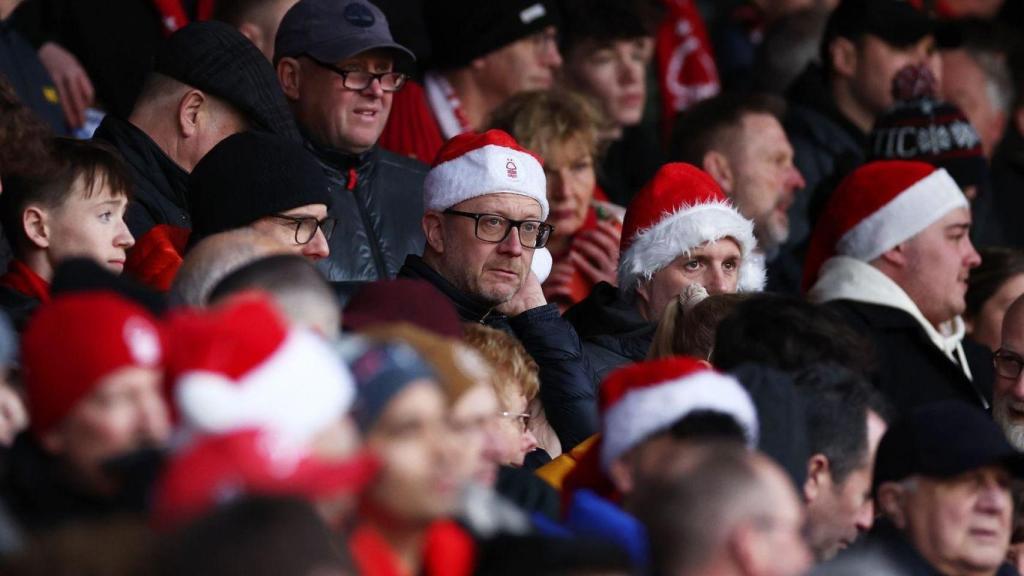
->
xmin=343 ymin=3 xmax=376 ymax=28
xmin=124 ymin=317 xmax=161 ymax=367
xmin=506 ymin=159 xmax=518 ymax=179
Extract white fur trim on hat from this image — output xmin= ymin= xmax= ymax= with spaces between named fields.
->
xmin=600 ymin=371 xmax=758 ymax=471
xmin=175 ymin=329 xmax=355 ymax=446
xmin=617 ymin=202 xmax=764 ymax=296
xmin=424 ymin=144 xmax=549 ymax=219
xmin=836 ymin=168 xmax=968 ymax=263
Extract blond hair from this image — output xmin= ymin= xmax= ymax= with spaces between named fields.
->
xmin=462 ymin=323 xmax=539 ymax=409
xmin=488 ymin=89 xmax=607 ymax=159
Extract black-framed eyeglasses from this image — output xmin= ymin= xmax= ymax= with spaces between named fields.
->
xmin=443 ymin=209 xmax=553 ymax=249
xmin=305 ymin=56 xmax=407 ymax=92
xmin=272 ymin=214 xmax=337 ymax=245
xmin=995 ymin=348 xmax=1024 ymax=380
xmin=500 ymin=411 xmax=531 ymax=434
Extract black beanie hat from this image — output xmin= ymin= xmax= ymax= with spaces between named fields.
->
xmin=155 ymin=21 xmax=302 ymax=143
xmin=868 ymin=64 xmax=988 ymax=190
xmin=188 ymin=132 xmax=331 ymax=242
xmin=425 ymin=0 xmax=560 ymax=70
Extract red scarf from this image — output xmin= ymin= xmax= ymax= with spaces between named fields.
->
xmin=349 ymin=520 xmax=475 ymax=576
xmin=0 ymin=260 xmax=51 ymax=303
xmin=655 ymin=0 xmax=721 ymax=140
xmin=151 ymin=0 xmax=216 ymax=36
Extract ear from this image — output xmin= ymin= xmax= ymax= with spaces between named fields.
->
xmin=729 ymin=523 xmax=763 ymax=575
xmin=634 ymin=279 xmax=651 ymax=313
xmin=177 ymin=89 xmax=206 ymax=138
xmin=277 ymin=57 xmax=302 ymax=101
xmin=876 ymin=242 xmax=909 ymax=268
xmin=23 ymin=205 xmax=50 ymax=249
xmin=702 ymin=150 xmax=734 ymax=194
xmin=237 ymin=21 xmax=262 ymax=48
xmin=607 ymin=456 xmax=635 ymax=495
xmin=876 ymin=483 xmax=907 ymax=528
xmin=423 ymin=212 xmax=446 ymax=254
xmin=829 ymin=37 xmax=858 ymax=80
xmin=803 ymin=453 xmax=832 ymax=504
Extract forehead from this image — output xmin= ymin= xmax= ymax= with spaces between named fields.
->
xmin=927 ymin=206 xmax=972 ymax=231
xmin=688 ymin=238 xmax=742 ymax=258
xmin=1003 ymin=296 xmax=1024 ymax=346
xmin=453 ymin=193 xmax=543 ymax=218
xmin=336 ymin=48 xmax=395 ymax=69
xmin=280 ymin=203 xmax=327 ymax=218
xmin=376 ymin=381 xmax=445 ymax=427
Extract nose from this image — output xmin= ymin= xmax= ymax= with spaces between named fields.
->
xmin=619 ymin=58 xmax=643 ymax=86
xmin=705 ymin=266 xmax=729 ymax=295
xmin=497 ymin=226 xmax=524 ymax=256
xmin=361 ymin=76 xmax=385 ymax=98
xmin=965 ymin=238 xmax=982 ymax=269
xmin=548 ymin=170 xmax=568 ymax=201
xmin=303 ymin=229 xmax=331 ymax=261
xmin=116 ymin=222 xmax=135 ymax=249
xmin=522 ymin=429 xmax=539 ymax=454
xmin=135 ymin=391 xmax=171 ymax=445
xmin=544 ymin=40 xmax=563 ymax=69
xmin=787 ymin=164 xmax=806 ymax=193
xmin=855 ymin=500 xmax=875 ymax=534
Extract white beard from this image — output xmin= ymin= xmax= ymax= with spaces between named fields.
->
xmin=993 ymin=397 xmax=1024 ymax=451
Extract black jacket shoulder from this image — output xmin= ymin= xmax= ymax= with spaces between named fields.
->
xmin=826 ymin=300 xmax=991 ymax=415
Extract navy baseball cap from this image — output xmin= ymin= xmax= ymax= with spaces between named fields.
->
xmin=873 ymin=400 xmax=1024 ymax=493
xmin=274 ymin=0 xmax=415 ymax=67
xmin=824 ymin=0 xmax=935 ymax=50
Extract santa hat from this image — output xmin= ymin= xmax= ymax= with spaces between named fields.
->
xmin=165 ymin=293 xmax=355 ymax=446
xmin=22 ymin=292 xmax=164 ymax=437
xmin=152 ymin=428 xmax=378 ymax=528
xmin=423 ymin=130 xmax=549 ymax=220
xmin=599 ymin=356 xmax=758 ymax=471
xmin=802 ymin=161 xmax=968 ymax=292
xmin=617 ymin=163 xmax=763 ymax=296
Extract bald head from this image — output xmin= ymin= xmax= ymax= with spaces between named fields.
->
xmin=171 ymin=227 xmax=286 ymax=307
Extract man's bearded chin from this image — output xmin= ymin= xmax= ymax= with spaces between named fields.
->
xmin=994 ymin=397 xmax=1024 ymax=451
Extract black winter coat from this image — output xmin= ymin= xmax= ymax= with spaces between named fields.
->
xmin=93 ymin=115 xmax=192 ymax=239
xmin=400 ymin=255 xmax=598 ymax=450
xmin=563 ymin=282 xmax=655 ymax=383
xmin=312 ymin=145 xmax=426 ymax=302
xmin=826 ymin=300 xmax=993 ymax=416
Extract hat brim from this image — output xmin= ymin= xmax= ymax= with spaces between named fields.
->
xmin=305 ymin=40 xmax=416 ymax=71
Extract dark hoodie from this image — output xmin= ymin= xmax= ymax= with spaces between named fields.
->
xmin=563 ymin=282 xmax=656 ymax=383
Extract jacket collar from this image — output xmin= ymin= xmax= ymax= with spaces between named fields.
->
xmin=399 ymin=255 xmax=504 ymax=324
xmin=93 ymin=115 xmax=190 ymax=210
xmin=0 ymin=259 xmax=50 ymax=304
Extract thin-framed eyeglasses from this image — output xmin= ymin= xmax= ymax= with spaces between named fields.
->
xmin=272 ymin=214 xmax=337 ymax=245
xmin=305 ymin=56 xmax=407 ymax=92
xmin=443 ymin=209 xmax=554 ymax=249
xmin=994 ymin=348 xmax=1024 ymax=380
xmin=500 ymin=411 xmax=531 ymax=433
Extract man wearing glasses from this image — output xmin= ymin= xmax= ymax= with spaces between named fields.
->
xmin=400 ymin=129 xmax=598 ymax=452
xmin=992 ymin=294 xmax=1024 ymax=450
xmin=187 ymin=131 xmax=334 ymax=263
xmin=274 ymin=0 xmax=429 ymax=299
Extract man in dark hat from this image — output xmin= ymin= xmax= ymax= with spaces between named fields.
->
xmin=377 ymin=0 xmax=562 ymax=163
xmin=865 ymin=401 xmax=1023 ymax=576
xmin=783 ymin=0 xmax=939 ymax=267
xmin=274 ymin=0 xmax=430 ymax=300
xmin=186 ymin=131 xmax=333 ymax=263
xmin=92 ymin=20 xmax=301 ymax=292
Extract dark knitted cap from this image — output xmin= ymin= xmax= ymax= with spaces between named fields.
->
xmin=155 ymin=21 xmax=302 ymax=143
xmin=425 ymin=0 xmax=560 ymax=70
xmin=188 ymin=132 xmax=331 ymax=242
xmin=868 ymin=64 xmax=987 ymax=190
xmin=824 ymin=0 xmax=934 ymax=50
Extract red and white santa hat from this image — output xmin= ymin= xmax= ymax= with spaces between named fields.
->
xmin=617 ymin=163 xmax=764 ymax=296
xmin=164 ymin=293 xmax=355 ymax=447
xmin=599 ymin=356 xmax=759 ymax=471
xmin=423 ymin=129 xmax=548 ymax=220
xmin=152 ymin=428 xmax=379 ymax=528
xmin=802 ymin=161 xmax=968 ymax=292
